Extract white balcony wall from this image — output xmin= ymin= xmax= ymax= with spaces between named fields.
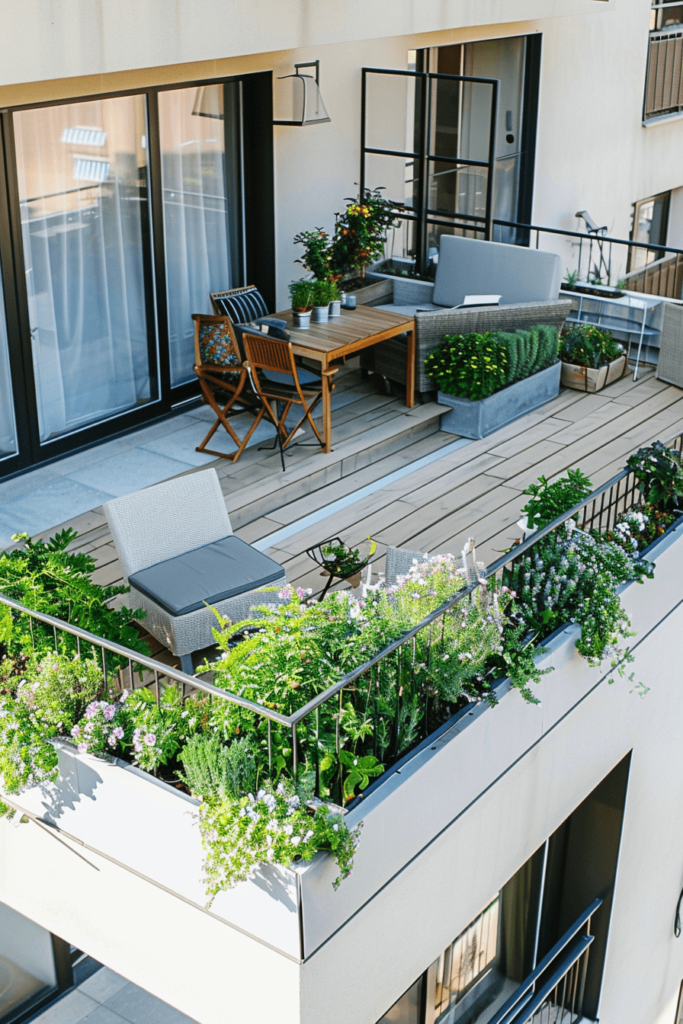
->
xmin=2 ymin=524 xmax=683 ymax=1024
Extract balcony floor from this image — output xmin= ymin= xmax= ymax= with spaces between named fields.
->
xmin=2 ymin=362 xmax=682 ymax=667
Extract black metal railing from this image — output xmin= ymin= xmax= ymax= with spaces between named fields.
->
xmin=488 ymin=899 xmax=602 ymax=1024
xmin=2 ymin=432 xmax=681 ymax=805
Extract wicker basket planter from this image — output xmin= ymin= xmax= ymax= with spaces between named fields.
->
xmin=438 ymin=362 xmax=561 ymax=439
xmin=560 ymin=355 xmax=626 ymax=393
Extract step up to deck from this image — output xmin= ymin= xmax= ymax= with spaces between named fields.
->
xmin=225 ymin=400 xmax=446 ymax=530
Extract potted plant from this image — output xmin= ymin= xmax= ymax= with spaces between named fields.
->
xmin=328 ymin=280 xmax=342 ymax=317
xmin=311 ymin=280 xmax=334 ymax=322
xmin=289 ymin=280 xmax=315 ymax=329
xmin=558 ymin=323 xmax=626 ymax=392
xmin=425 ymin=326 xmax=561 ymax=439
xmin=306 ymin=536 xmax=377 ymax=597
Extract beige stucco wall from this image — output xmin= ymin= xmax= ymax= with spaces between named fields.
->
xmin=1 ymin=1 xmax=680 ymax=304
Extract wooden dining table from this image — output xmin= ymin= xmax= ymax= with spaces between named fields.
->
xmin=274 ymin=304 xmax=416 ymax=453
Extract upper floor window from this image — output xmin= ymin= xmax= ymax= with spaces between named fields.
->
xmin=645 ymin=2 xmax=683 ymax=120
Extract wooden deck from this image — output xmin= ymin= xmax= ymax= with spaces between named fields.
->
xmin=14 ymin=362 xmax=683 ymax=666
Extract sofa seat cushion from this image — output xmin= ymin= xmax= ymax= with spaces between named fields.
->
xmin=129 ymin=536 xmax=284 ymax=616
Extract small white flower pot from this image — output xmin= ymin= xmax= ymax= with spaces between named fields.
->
xmin=312 ymin=306 xmax=330 ymax=323
xmin=293 ymin=310 xmax=312 ymax=329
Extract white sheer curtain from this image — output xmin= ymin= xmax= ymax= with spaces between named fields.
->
xmin=14 ymin=96 xmax=152 ymax=443
xmin=0 ymin=278 xmax=17 ymax=459
xmin=159 ymin=84 xmax=237 ymax=387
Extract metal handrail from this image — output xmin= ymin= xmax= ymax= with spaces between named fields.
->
xmin=2 ymin=431 xmax=680 ymax=794
xmin=488 ymin=898 xmax=602 ymax=1024
xmin=0 ymin=591 xmax=291 ymax=727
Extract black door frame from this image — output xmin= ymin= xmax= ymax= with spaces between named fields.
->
xmin=360 ymin=66 xmax=499 ymax=276
xmin=0 ymin=70 xmax=275 ymax=480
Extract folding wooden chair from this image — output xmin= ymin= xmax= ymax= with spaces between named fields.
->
xmin=242 ymin=332 xmax=337 ymax=471
xmin=192 ymin=314 xmax=265 ymax=463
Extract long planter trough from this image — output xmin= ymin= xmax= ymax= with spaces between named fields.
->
xmin=438 ymin=361 xmax=561 ymax=439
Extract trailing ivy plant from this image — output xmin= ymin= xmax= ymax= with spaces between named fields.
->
xmin=0 ymin=529 xmax=148 ymax=668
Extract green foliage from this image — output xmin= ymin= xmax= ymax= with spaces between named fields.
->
xmin=0 ymin=653 xmax=103 ymax=793
xmin=199 ymin=784 xmax=361 ymax=898
xmin=564 ymin=269 xmax=579 ymax=289
xmin=330 ymin=188 xmax=402 ymax=277
xmin=559 ymin=323 xmax=622 ymax=369
xmin=626 ymin=440 xmax=683 ymax=514
xmin=495 ymin=326 xmax=558 ymax=385
xmin=289 ymin=279 xmax=315 ymax=311
xmin=504 ymin=522 xmax=653 ymax=675
xmin=424 ymin=332 xmax=508 ymax=401
xmin=180 ymin=734 xmax=257 ymax=802
xmin=338 ymin=751 xmax=383 ymax=804
xmin=425 ymin=326 xmax=558 ymax=400
xmin=293 ymin=228 xmax=335 ymax=281
xmin=320 ymin=538 xmax=376 ymax=578
xmin=0 ymin=529 xmax=148 ymax=667
xmin=522 ymin=469 xmax=594 ymax=529
xmin=312 ymin=279 xmax=339 ymax=305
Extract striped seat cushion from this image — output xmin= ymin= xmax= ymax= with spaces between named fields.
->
xmin=215 ymin=289 xmax=269 ymax=324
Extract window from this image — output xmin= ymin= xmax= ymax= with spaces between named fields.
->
xmin=14 ymin=95 xmax=156 ymax=443
xmin=644 ymin=3 xmax=683 ymax=121
xmin=629 ymin=190 xmax=670 ymax=271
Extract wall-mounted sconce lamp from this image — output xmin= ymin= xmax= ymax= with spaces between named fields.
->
xmin=273 ymin=61 xmax=331 ymax=126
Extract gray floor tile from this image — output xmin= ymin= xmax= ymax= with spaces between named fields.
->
xmin=0 ymin=479 xmax=114 ymax=547
xmin=0 ymin=463 xmax=62 ymax=502
xmin=137 ymin=423 xmax=225 ymax=466
xmin=77 ymin=1007 xmax=128 ymax=1024
xmin=65 ymin=448 xmax=195 ymax=498
xmin=31 ymin=989 xmax=98 ymax=1024
xmin=104 ymin=982 xmax=198 ymax=1024
xmin=78 ymin=967 xmax=130 ymax=1004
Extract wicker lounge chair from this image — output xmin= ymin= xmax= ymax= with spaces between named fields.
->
xmin=104 ymin=469 xmax=286 ymax=674
xmin=361 ymin=235 xmax=571 ymax=396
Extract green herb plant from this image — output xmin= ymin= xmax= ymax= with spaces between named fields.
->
xmin=289 ymin=280 xmax=315 ymax=311
xmin=521 ymin=469 xmax=594 ymax=530
xmin=293 ymin=228 xmax=335 ymax=281
xmin=424 ymin=332 xmax=508 ymax=401
xmin=559 ymin=324 xmax=623 ymax=369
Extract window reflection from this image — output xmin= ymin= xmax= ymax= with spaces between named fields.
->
xmin=14 ymin=95 xmax=154 ymax=443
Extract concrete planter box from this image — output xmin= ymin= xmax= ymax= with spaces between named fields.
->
xmin=342 ymin=277 xmax=393 ymax=307
xmin=560 ymin=354 xmax=626 ymax=392
xmin=437 ymin=361 xmax=561 ymax=439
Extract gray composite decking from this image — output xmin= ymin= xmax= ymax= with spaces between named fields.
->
xmin=10 ymin=362 xmax=683 ymax=665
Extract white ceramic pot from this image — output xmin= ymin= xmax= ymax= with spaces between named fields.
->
xmin=517 ymin=515 xmax=539 ymax=536
xmin=293 ymin=310 xmax=312 ymax=329
xmin=312 ymin=306 xmax=329 ymax=323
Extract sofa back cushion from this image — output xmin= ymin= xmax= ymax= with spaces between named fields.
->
xmin=433 ymin=235 xmax=562 ymax=308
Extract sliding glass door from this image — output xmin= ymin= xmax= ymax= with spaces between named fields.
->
xmin=158 ymin=82 xmax=243 ymax=387
xmin=0 ymin=71 xmax=275 ymax=480
xmin=13 ymin=95 xmax=155 ymax=443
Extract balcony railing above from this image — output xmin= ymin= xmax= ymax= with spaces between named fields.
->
xmin=645 ymin=29 xmax=683 ymax=121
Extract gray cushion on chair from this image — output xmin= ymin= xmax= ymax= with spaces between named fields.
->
xmin=432 ymin=235 xmax=562 ymax=308
xmin=129 ymin=536 xmax=285 ymax=616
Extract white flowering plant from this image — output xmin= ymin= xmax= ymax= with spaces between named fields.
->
xmin=0 ymin=654 xmax=103 ymax=793
xmin=199 ymin=782 xmax=361 ymax=898
xmin=504 ymin=522 xmax=653 ymax=676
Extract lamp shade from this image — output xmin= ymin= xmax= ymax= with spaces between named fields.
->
xmin=274 ymin=62 xmax=331 ymax=126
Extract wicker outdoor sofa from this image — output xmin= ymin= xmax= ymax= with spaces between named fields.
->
xmin=361 ymin=235 xmax=572 ymax=397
